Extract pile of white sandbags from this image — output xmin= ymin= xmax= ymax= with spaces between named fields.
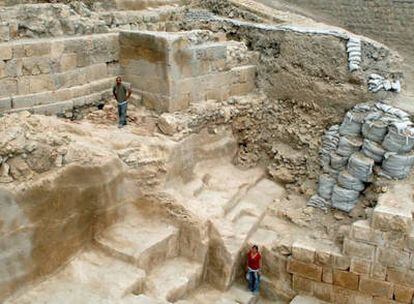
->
xmin=310 ymin=101 xmax=414 ymax=212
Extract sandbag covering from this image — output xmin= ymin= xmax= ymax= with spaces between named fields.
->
xmin=310 ymin=101 xmax=414 ymax=213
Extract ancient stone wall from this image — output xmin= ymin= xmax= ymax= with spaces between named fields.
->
xmin=120 ymin=30 xmax=256 ymax=113
xmin=0 ymin=34 xmax=118 ymax=114
xmin=277 ymin=0 xmax=414 ymax=59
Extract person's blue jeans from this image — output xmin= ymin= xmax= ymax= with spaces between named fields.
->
xmin=248 ymin=269 xmax=260 ymax=293
xmin=118 ymin=102 xmax=128 ymax=126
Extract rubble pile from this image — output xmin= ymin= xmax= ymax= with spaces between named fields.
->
xmin=310 ymin=102 xmax=414 ymax=212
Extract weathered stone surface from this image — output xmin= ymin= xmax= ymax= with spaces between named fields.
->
xmin=359 ymin=277 xmax=393 ymax=299
xmin=333 ymin=269 xmax=359 ymax=290
xmin=287 ymin=259 xmax=323 ymax=282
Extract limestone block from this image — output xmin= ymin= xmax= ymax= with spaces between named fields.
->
xmin=5 ymin=59 xmax=22 ymax=77
xmin=292 ymin=240 xmax=316 ymax=263
xmin=350 ymin=258 xmax=371 ymax=275
xmin=32 ymin=100 xmax=73 ymax=115
xmin=370 ymin=262 xmax=386 ymax=280
xmin=377 ymin=246 xmax=410 ymax=268
xmin=0 ymin=45 xmax=12 ymax=60
xmin=60 ymin=53 xmax=78 ymax=72
xmin=332 ymin=252 xmax=350 ymax=270
xmin=85 ymin=63 xmax=108 ymax=81
xmin=292 ymin=275 xmax=313 ymax=294
xmin=359 ymin=277 xmax=393 ymax=299
xmin=393 ymin=285 xmax=414 ymax=303
xmin=0 ymin=78 xmax=17 ymax=96
xmin=313 ymin=281 xmax=333 ymax=303
xmin=333 ymin=269 xmax=359 ymax=290
xmin=372 ymin=195 xmax=412 ymax=234
xmin=28 ymin=74 xmax=55 ymax=94
xmin=322 ymin=267 xmax=333 ymax=284
xmin=351 ymin=220 xmax=384 ymax=245
xmin=343 ymin=239 xmax=375 ymax=259
xmin=0 ymin=97 xmax=11 ymax=111
xmin=21 ymin=57 xmax=53 ymax=76
xmin=0 ymin=61 xmax=5 ymax=79
xmin=287 ymin=259 xmax=322 ymax=281
xmin=386 ymin=267 xmax=407 ymax=285
xmin=24 ymin=42 xmax=52 ymax=58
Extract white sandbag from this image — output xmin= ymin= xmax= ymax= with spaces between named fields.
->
xmin=308 ymin=194 xmax=330 ymax=211
xmin=382 ymin=123 xmax=414 ymax=153
xmin=317 ymin=174 xmax=336 ymax=200
xmin=347 ymin=152 xmax=374 ymax=182
xmin=319 ymin=125 xmax=340 ymax=167
xmin=361 ymin=139 xmax=386 ymax=163
xmin=331 ymin=185 xmax=360 ymax=212
xmin=337 ymin=170 xmax=365 ymax=192
xmin=330 ymin=152 xmax=349 ymax=170
xmin=323 ymin=165 xmax=340 ymax=179
xmin=336 ymin=136 xmax=363 ymax=157
xmin=382 ymin=152 xmax=414 ymax=179
xmin=362 ymin=120 xmax=388 ymax=143
xmin=339 ymin=112 xmax=365 ymax=137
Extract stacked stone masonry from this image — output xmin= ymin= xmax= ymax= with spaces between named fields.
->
xmin=286 ymin=189 xmax=414 ymax=303
xmin=120 ymin=30 xmax=256 ymax=113
xmin=0 ymin=34 xmax=119 ymax=115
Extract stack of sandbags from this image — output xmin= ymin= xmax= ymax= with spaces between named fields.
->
xmin=309 ymin=101 xmax=414 ymax=213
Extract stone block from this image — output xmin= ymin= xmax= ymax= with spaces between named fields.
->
xmin=292 ymin=240 xmax=317 ymax=263
xmin=0 ymin=78 xmax=17 ymax=96
xmin=359 ymin=277 xmax=393 ymax=298
xmin=372 ymin=200 xmax=412 ymax=234
xmin=333 ymin=252 xmax=350 ymax=270
xmin=0 ymin=61 xmax=5 ymax=79
xmin=377 ymin=247 xmax=410 ymax=268
xmin=393 ymin=285 xmax=414 ymax=303
xmin=60 ymin=53 xmax=78 ymax=72
xmin=0 ymin=96 xmax=11 ymax=111
xmin=21 ymin=57 xmax=52 ymax=76
xmin=0 ymin=45 xmax=12 ymax=60
xmin=315 ymin=248 xmax=335 ymax=266
xmin=313 ymin=281 xmax=333 ymax=302
xmin=322 ymin=267 xmax=333 ymax=284
xmin=351 ymin=220 xmax=384 ymax=245
xmin=5 ymin=59 xmax=22 ymax=77
xmin=386 ymin=267 xmax=407 ymax=285
xmin=343 ymin=238 xmax=376 ymax=259
xmin=370 ymin=262 xmax=386 ymax=280
xmin=407 ymin=227 xmax=414 ymax=251
xmin=350 ymin=258 xmax=371 ymax=275
xmin=287 ymin=259 xmax=322 ymax=281
xmin=292 ymin=275 xmax=313 ymax=294
xmin=333 ymin=269 xmax=359 ymax=290
xmin=24 ymin=42 xmax=51 ymax=57
xmin=32 ymin=100 xmax=73 ymax=115
xmin=28 ymin=75 xmax=55 ymax=94
xmin=332 ymin=286 xmax=367 ymax=304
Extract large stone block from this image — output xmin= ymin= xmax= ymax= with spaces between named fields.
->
xmin=343 ymin=239 xmax=376 ymax=259
xmin=351 ymin=220 xmax=384 ymax=245
xmin=287 ymin=259 xmax=322 ymax=281
xmin=359 ymin=277 xmax=393 ymax=298
xmin=292 ymin=240 xmax=316 ymax=263
xmin=377 ymin=247 xmax=410 ymax=268
xmin=350 ymin=258 xmax=371 ymax=275
xmin=0 ymin=96 xmax=11 ymax=111
xmin=0 ymin=45 xmax=12 ymax=60
xmin=372 ymin=193 xmax=412 ymax=234
xmin=333 ymin=269 xmax=359 ymax=290
xmin=292 ymin=274 xmax=313 ymax=294
xmin=393 ymin=285 xmax=414 ymax=303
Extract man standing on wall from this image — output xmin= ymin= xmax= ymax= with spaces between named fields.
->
xmin=112 ymin=76 xmax=132 ymax=128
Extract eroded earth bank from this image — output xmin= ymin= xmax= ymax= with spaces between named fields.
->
xmin=1 ymin=1 xmax=414 ymax=304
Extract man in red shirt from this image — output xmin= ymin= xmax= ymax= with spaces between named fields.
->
xmin=246 ymin=245 xmax=261 ymax=294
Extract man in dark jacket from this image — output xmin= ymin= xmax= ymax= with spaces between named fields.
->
xmin=112 ymin=76 xmax=132 ymax=128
